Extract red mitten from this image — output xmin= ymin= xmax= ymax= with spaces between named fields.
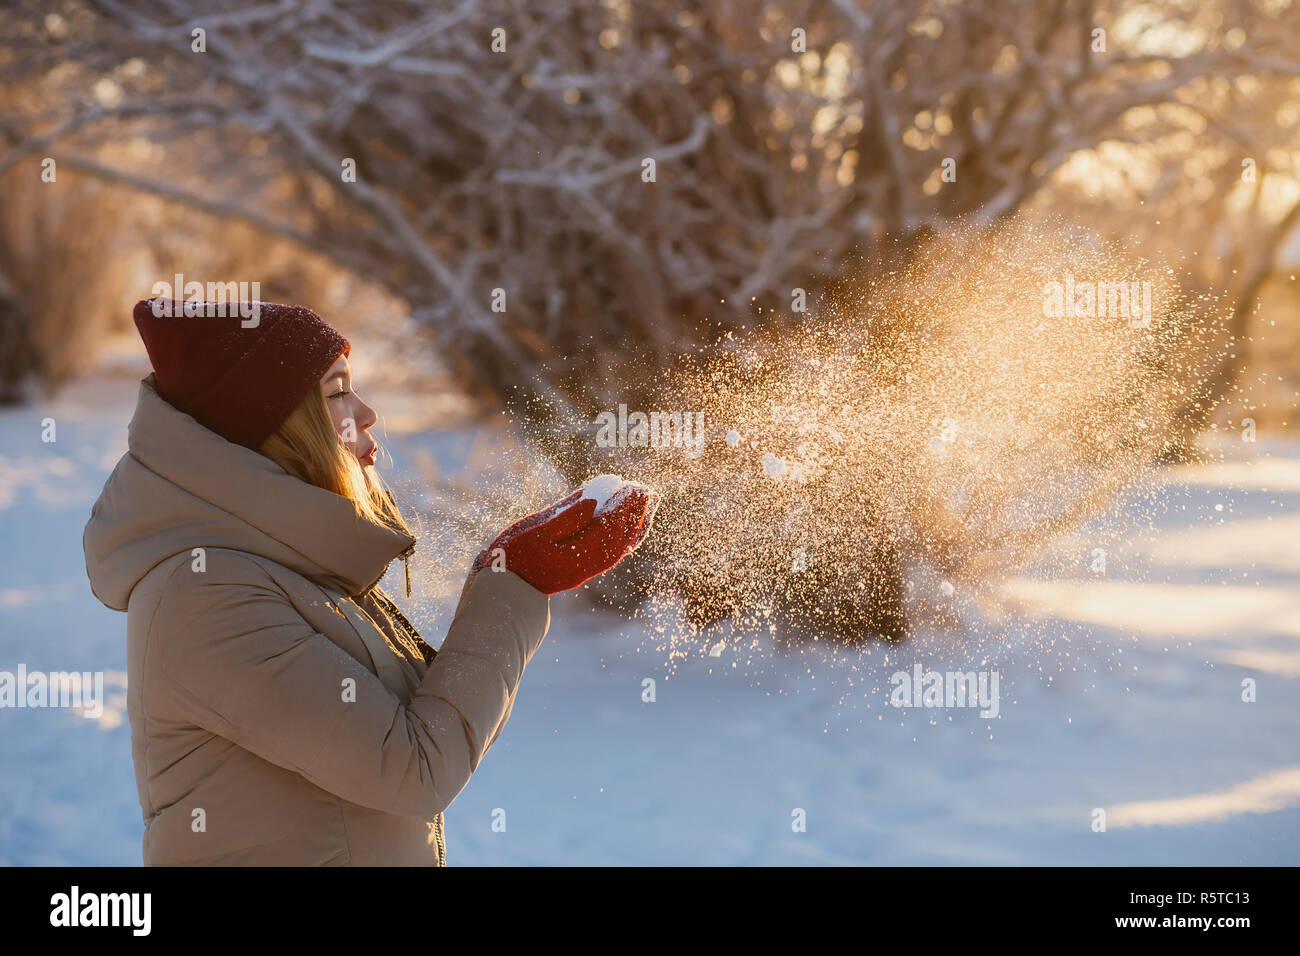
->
xmin=473 ymin=479 xmax=659 ymax=595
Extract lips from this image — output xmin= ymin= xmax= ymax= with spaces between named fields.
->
xmin=358 ymin=443 xmax=377 ymax=465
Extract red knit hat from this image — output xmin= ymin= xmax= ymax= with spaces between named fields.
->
xmin=132 ymin=298 xmax=350 ymax=450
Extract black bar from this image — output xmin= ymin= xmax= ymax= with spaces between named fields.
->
xmin=1 ymin=865 xmax=1287 ymax=941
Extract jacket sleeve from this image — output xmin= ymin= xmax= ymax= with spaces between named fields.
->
xmin=152 ymin=550 xmax=550 ymax=819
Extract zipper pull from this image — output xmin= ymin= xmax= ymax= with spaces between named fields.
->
xmin=401 ymin=543 xmax=414 ymax=597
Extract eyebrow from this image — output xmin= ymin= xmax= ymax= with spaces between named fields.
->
xmin=322 ymin=369 xmax=349 ymax=383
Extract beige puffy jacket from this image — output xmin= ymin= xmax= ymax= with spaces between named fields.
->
xmin=83 ymin=374 xmax=550 ymax=865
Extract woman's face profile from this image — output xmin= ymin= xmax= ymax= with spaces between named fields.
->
xmin=320 ymin=354 xmax=378 ymax=467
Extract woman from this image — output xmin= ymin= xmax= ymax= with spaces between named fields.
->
xmin=83 ymin=298 xmax=656 ymax=866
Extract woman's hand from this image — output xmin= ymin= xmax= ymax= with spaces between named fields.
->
xmin=473 ymin=479 xmax=659 ymax=595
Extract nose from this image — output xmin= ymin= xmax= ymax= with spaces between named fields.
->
xmin=356 ymin=398 xmax=378 ymax=432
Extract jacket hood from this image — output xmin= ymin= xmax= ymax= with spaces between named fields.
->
xmin=84 ymin=373 xmax=415 ymax=611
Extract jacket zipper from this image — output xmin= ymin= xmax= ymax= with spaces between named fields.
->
xmin=349 ymin=539 xmax=440 ymax=863
xmin=368 ymin=586 xmax=437 ymax=665
xmin=400 ymin=543 xmax=415 ymax=597
xmin=357 ymin=536 xmax=417 ymax=597
xmin=363 ymin=577 xmax=444 ymax=864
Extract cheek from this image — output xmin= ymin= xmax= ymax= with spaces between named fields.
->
xmin=324 ymin=401 xmax=349 ymax=439
xmin=337 ymin=401 xmax=363 ymax=442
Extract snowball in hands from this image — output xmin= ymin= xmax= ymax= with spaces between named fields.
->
xmin=474 ymin=476 xmax=659 ymax=594
xmin=581 ymin=473 xmax=643 ymax=515
xmin=581 ymin=473 xmax=624 ymax=511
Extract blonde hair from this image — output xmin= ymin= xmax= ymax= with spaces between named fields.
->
xmin=258 ymin=385 xmax=412 ymax=539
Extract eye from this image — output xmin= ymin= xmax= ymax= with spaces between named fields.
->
xmin=329 ymin=389 xmax=351 ymax=399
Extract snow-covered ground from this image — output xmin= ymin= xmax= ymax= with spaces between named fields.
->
xmin=1 ymin=371 xmax=1297 ymax=865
